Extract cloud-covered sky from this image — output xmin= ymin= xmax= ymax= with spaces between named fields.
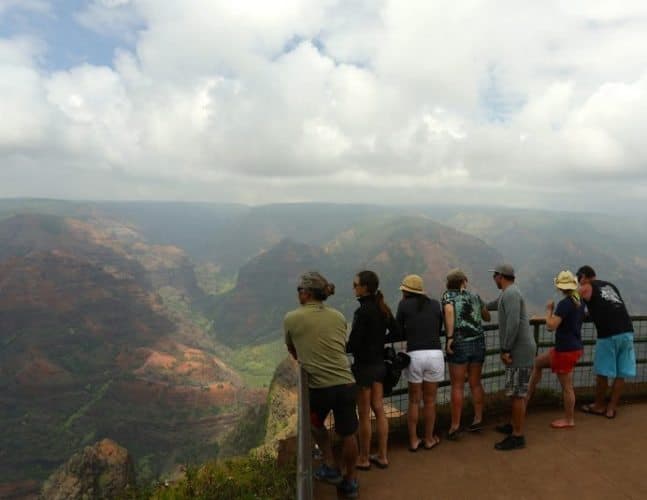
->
xmin=2 ymin=0 xmax=647 ymax=211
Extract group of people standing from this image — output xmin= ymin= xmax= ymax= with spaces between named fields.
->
xmin=284 ymin=265 xmax=637 ymax=499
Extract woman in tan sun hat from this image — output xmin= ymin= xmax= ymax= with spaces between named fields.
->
xmin=526 ymin=270 xmax=584 ymax=428
xmin=389 ymin=274 xmax=444 ymax=451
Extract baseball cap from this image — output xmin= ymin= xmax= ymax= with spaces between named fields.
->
xmin=488 ymin=264 xmax=515 ymax=278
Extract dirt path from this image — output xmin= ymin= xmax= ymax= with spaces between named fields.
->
xmin=314 ymin=402 xmax=647 ymax=499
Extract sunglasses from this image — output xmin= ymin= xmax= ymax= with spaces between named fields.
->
xmin=297 ymin=287 xmax=305 ymax=292
xmin=492 ymin=272 xmax=500 ymax=278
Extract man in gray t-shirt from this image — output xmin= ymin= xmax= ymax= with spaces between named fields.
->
xmin=488 ymin=264 xmax=536 ymax=451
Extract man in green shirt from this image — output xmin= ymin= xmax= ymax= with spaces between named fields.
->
xmin=285 ymin=271 xmax=359 ymax=499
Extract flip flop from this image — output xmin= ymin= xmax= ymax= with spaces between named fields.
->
xmin=550 ymin=419 xmax=575 ymax=429
xmin=355 ymin=463 xmax=371 ymax=471
xmin=408 ymin=440 xmax=422 ymax=452
xmin=423 ymin=436 xmax=441 ymax=450
xmin=606 ymin=410 xmax=617 ymax=419
xmin=580 ymin=404 xmax=605 ymax=416
xmin=369 ymin=455 xmax=388 ymax=469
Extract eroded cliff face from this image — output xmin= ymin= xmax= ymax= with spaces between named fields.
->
xmin=0 ymin=214 xmax=260 ymax=487
xmin=40 ymin=439 xmax=135 ymax=500
xmin=260 ymin=356 xmax=299 ymax=454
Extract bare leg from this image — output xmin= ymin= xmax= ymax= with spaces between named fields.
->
xmin=607 ymin=377 xmax=625 ymax=417
xmin=370 ymin=382 xmax=389 ymax=464
xmin=312 ymin=426 xmax=335 ymax=468
xmin=422 ymin=381 xmax=439 ymax=445
xmin=448 ymin=364 xmax=467 ymax=432
xmin=355 ymin=387 xmax=371 ymax=467
xmin=341 ymin=434 xmax=359 ymax=482
xmin=511 ymin=396 xmax=527 ymax=437
xmin=408 ymin=383 xmax=422 ymax=449
xmin=527 ymin=352 xmax=551 ymax=402
xmin=467 ymin=363 xmax=484 ymax=424
xmin=591 ymin=375 xmax=609 ymax=410
xmin=556 ymin=372 xmax=575 ymax=425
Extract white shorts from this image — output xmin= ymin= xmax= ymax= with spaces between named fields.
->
xmin=405 ymin=349 xmax=445 ymax=383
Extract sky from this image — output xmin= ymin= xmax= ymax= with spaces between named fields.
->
xmin=1 ymin=0 xmax=647 ymax=212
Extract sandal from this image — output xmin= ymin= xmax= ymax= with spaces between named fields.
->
xmin=606 ymin=410 xmax=617 ymax=419
xmin=423 ymin=436 xmax=441 ymax=450
xmin=369 ymin=454 xmax=388 ymax=469
xmin=580 ymin=404 xmax=605 ymax=416
xmin=447 ymin=428 xmax=461 ymax=441
xmin=408 ymin=439 xmax=422 ymax=452
xmin=355 ymin=463 xmax=371 ymax=471
xmin=550 ymin=419 xmax=575 ymax=429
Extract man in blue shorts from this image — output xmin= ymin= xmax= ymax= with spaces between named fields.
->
xmin=577 ymin=265 xmax=636 ymax=419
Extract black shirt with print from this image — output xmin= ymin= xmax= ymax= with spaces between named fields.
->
xmin=584 ymin=280 xmax=633 ymax=338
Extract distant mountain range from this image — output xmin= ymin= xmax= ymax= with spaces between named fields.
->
xmin=2 ymin=199 xmax=647 ymax=488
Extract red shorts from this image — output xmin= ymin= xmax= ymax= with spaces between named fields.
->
xmin=550 ymin=348 xmax=583 ymax=374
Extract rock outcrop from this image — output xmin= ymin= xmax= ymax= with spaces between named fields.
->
xmin=40 ymin=439 xmax=135 ymax=500
xmin=261 ymin=356 xmax=299 ymax=454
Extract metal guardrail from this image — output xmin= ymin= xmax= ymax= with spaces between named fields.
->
xmin=386 ymin=315 xmax=647 ymax=418
xmin=297 ymin=365 xmax=313 ymax=500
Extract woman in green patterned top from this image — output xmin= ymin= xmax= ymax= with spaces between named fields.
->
xmin=442 ymin=269 xmax=491 ymax=440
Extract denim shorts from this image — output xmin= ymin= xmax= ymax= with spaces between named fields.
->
xmin=446 ymin=335 xmax=486 ymax=365
xmin=594 ymin=332 xmax=636 ymax=378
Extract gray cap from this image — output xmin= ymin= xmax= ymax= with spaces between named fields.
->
xmin=489 ymin=264 xmax=515 ymax=278
xmin=298 ymin=271 xmax=329 ymax=290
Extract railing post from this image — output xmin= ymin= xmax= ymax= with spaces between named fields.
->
xmin=297 ymin=365 xmax=313 ymax=500
xmin=533 ymin=321 xmax=541 ymax=355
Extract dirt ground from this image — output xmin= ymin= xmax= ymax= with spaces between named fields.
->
xmin=314 ymin=401 xmax=647 ymax=499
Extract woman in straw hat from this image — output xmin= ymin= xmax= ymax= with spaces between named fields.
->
xmin=527 ymin=270 xmax=584 ymax=428
xmin=391 ymin=274 xmax=444 ymax=451
xmin=442 ymin=268 xmax=491 ymax=440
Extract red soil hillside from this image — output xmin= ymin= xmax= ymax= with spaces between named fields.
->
xmin=0 ymin=214 xmax=257 ymax=487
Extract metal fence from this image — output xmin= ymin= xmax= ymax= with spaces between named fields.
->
xmin=384 ymin=315 xmax=647 ymax=424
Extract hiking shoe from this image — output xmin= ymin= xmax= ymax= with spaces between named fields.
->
xmin=494 ymin=435 xmax=526 ymax=451
xmin=313 ymin=464 xmax=342 ymax=485
xmin=495 ymin=423 xmax=513 ymax=435
xmin=467 ymin=421 xmax=484 ymax=432
xmin=337 ymin=478 xmax=359 ymax=498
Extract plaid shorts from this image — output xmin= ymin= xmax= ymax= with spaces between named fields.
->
xmin=504 ymin=367 xmax=531 ymax=398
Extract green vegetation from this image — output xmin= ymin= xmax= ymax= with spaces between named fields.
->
xmin=218 ymin=404 xmax=268 ymax=458
xmin=194 ymin=262 xmax=236 ymax=295
xmin=158 ymin=286 xmax=213 ymax=332
xmin=146 ymin=453 xmax=295 ymax=500
xmin=220 ymin=338 xmax=287 ymax=388
xmin=63 ymin=380 xmax=112 ymax=431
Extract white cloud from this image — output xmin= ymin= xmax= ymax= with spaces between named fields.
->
xmin=2 ymin=0 xmax=647 ymax=210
